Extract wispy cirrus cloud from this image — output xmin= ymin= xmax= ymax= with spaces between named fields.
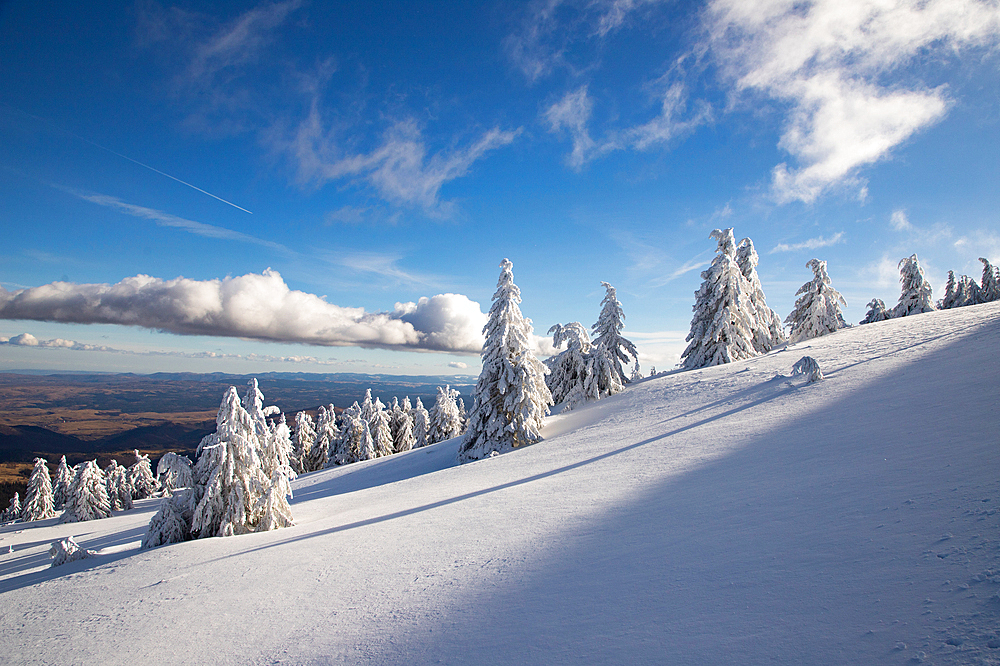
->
xmin=68 ymin=190 xmax=289 ymax=252
xmin=770 ymin=232 xmax=845 ymax=254
xmin=0 ymin=270 xmax=489 ymax=354
xmin=289 ymin=109 xmax=520 ymax=213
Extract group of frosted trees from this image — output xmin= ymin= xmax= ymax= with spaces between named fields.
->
xmin=286 ymin=385 xmax=466 ymax=474
xmin=1 ymin=450 xmax=162 ymax=525
xmin=679 ymin=229 xmax=982 ymax=371
xmin=545 ymin=282 xmax=638 ymax=410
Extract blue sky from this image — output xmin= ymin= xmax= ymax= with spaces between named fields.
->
xmin=1 ymin=0 xmax=998 ymax=376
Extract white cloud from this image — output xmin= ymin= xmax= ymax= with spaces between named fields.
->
xmin=545 ymin=81 xmax=709 ymax=167
xmin=290 ymin=109 xmax=520 ymax=212
xmin=707 ymin=0 xmax=1000 ymax=203
xmin=448 ymin=361 xmax=469 ymax=370
xmin=70 ymin=190 xmax=288 ymax=251
xmin=0 ymin=270 xmax=488 ymax=354
xmin=0 ymin=332 xmax=343 ymax=365
xmin=770 ymin=232 xmax=845 ymax=253
xmin=890 ymin=210 xmax=913 ymax=231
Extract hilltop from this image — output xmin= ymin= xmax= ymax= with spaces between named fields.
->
xmin=1 ymin=302 xmax=998 ymax=665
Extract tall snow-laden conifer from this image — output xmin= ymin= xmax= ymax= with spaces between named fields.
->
xmin=545 ymin=322 xmax=595 ymax=409
xmin=61 ymin=461 xmax=112 ymax=523
xmin=263 ymin=415 xmax=294 ymax=478
xmin=53 ymin=455 xmax=72 ymax=509
xmin=129 ymin=450 xmax=160 ymax=499
xmin=393 ymin=410 xmax=416 ymax=453
xmin=105 ymin=460 xmax=133 ymax=512
xmin=3 ymin=493 xmax=21 ymax=522
xmin=156 ymin=452 xmax=193 ymax=493
xmin=308 ymin=405 xmax=335 ymax=470
xmin=429 ymin=385 xmax=464 ymax=443
xmin=458 ymin=259 xmax=553 ymax=462
xmin=411 ymin=398 xmax=430 ymax=448
xmin=785 ymin=259 xmax=848 ymax=343
xmin=191 ymin=387 xmax=267 ymax=538
xmin=292 ymin=411 xmax=317 ymax=474
xmin=860 ymin=298 xmax=890 ymax=325
xmin=736 ymin=238 xmax=786 ymax=353
xmin=892 ymin=254 xmax=935 ymax=318
xmin=591 ymin=282 xmax=638 ymax=389
xmin=979 ymin=258 xmax=1000 ymax=302
xmin=682 ymin=229 xmax=757 ymax=369
xmin=370 ymin=408 xmax=394 ymax=457
xmin=22 ymin=457 xmax=56 ymax=521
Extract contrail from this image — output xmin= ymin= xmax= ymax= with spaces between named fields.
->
xmin=6 ymin=105 xmax=253 ymax=214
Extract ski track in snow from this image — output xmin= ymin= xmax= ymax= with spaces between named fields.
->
xmin=1 ymin=303 xmax=998 ymax=665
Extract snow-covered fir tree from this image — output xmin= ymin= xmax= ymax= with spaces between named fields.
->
xmin=979 ymin=258 xmax=1000 ymax=302
xmin=892 ymin=254 xmax=935 ymax=318
xmin=53 ymin=455 xmax=72 ymax=509
xmin=590 ymin=282 xmax=638 ymax=391
xmin=410 ymin=398 xmax=430 ymax=448
xmin=256 ymin=462 xmax=295 ymax=532
xmin=243 ymin=378 xmax=279 ymax=450
xmin=370 ymin=407 xmax=394 ymax=458
xmin=191 ymin=387 xmax=268 ymax=538
xmin=156 ymin=452 xmax=193 ymax=493
xmin=630 ymin=360 xmax=642 ymax=383
xmin=785 ymin=259 xmax=848 ymax=343
xmin=61 ymin=460 xmax=112 ymax=523
xmin=736 ymin=237 xmax=786 ymax=353
xmin=21 ymin=457 xmax=56 ymax=521
xmin=105 ymin=460 xmax=133 ymax=512
xmin=859 ymin=298 xmax=890 ymax=325
xmin=938 ymin=271 xmax=960 ymax=310
xmin=292 ymin=411 xmax=317 ymax=474
xmin=3 ymin=492 xmax=21 ymax=522
xmin=681 ymin=229 xmax=757 ymax=369
xmin=957 ymin=274 xmax=983 ymax=307
xmin=308 ymin=405 xmax=336 ymax=471
xmin=263 ymin=415 xmax=294 ymax=478
xmin=341 ymin=412 xmax=375 ymax=462
xmin=429 ymin=385 xmax=464 ymax=443
xmin=545 ymin=322 xmax=595 ymax=409
xmin=360 ymin=389 xmax=378 ymax=423
xmin=458 ymin=259 xmax=553 ymax=462
xmin=393 ymin=410 xmax=416 ymax=453
xmin=142 ymin=488 xmax=194 ymax=549
xmin=129 ymin=450 xmax=160 ymax=499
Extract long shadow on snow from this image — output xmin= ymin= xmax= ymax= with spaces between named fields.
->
xmin=205 ymin=381 xmax=802 ymax=563
xmin=342 ymin=316 xmax=1000 ymax=666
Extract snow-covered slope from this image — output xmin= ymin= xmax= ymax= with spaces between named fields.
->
xmin=2 ymin=303 xmax=998 ymax=665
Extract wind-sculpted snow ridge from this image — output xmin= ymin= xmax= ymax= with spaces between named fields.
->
xmin=1 ymin=303 xmax=999 ymax=665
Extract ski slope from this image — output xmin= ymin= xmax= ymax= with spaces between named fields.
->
xmin=1 ymin=302 xmax=998 ymax=665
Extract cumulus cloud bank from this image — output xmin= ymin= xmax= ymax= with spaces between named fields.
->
xmin=0 ymin=270 xmax=488 ymax=354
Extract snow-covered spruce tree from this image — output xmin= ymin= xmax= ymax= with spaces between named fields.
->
xmin=142 ymin=488 xmax=194 ymax=549
xmin=129 ymin=450 xmax=160 ymax=499
xmin=681 ymin=229 xmax=757 ymax=369
xmin=957 ymin=274 xmax=983 ymax=307
xmin=105 ymin=460 xmax=133 ymax=512
xmin=61 ymin=460 xmax=112 ymax=523
xmin=3 ymin=493 xmax=21 ymax=522
xmin=429 ymin=385 xmax=464 ymax=443
xmin=938 ymin=271 xmax=960 ymax=310
xmin=979 ymin=258 xmax=1000 ymax=302
xmin=156 ymin=452 xmax=193 ymax=493
xmin=256 ymin=462 xmax=295 ymax=532
xmin=458 ymin=259 xmax=553 ymax=462
xmin=859 ymin=298 xmax=890 ymax=325
xmin=308 ymin=405 xmax=335 ymax=471
xmin=892 ymin=254 xmax=935 ymax=318
xmin=21 ymin=457 xmax=56 ymax=521
xmin=410 ymin=398 xmax=430 ymax=448
xmin=53 ymin=455 xmax=72 ymax=509
xmin=263 ymin=414 xmax=294 ymax=478
xmin=360 ymin=389 xmax=378 ymax=423
xmin=785 ymin=259 xmax=848 ymax=343
xmin=736 ymin=237 xmax=786 ymax=353
xmin=393 ymin=410 xmax=416 ymax=453
xmin=630 ymin=360 xmax=642 ymax=383
xmin=292 ymin=411 xmax=317 ymax=474
xmin=342 ymin=412 xmax=375 ymax=462
xmin=191 ymin=387 xmax=268 ymax=538
xmin=243 ymin=378 xmax=279 ymax=448
xmin=545 ymin=322 xmax=595 ymax=408
xmin=591 ymin=282 xmax=638 ymax=389
xmin=370 ymin=407 xmax=394 ymax=458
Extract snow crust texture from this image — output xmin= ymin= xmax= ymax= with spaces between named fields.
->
xmin=1 ymin=302 xmax=999 ymax=665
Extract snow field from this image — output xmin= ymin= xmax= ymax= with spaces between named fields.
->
xmin=1 ymin=302 xmax=998 ymax=665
